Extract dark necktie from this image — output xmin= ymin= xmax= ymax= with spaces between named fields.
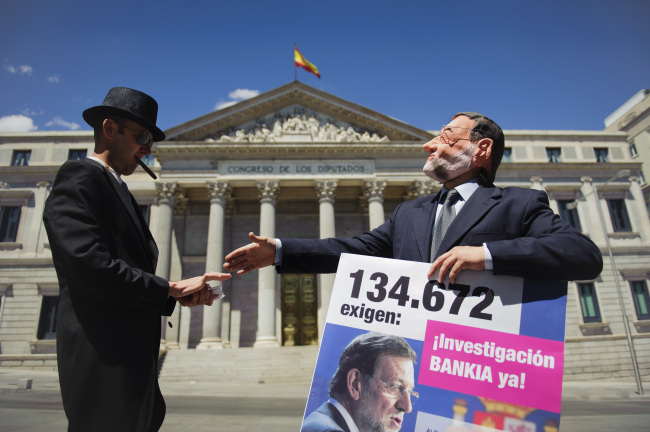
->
xmin=431 ymin=189 xmax=459 ymax=260
xmin=120 ymin=181 xmax=138 ymax=217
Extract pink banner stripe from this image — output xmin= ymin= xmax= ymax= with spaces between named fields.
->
xmin=419 ymin=320 xmax=564 ymax=413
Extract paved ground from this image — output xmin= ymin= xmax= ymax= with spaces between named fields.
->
xmin=0 ymin=368 xmax=648 ymax=431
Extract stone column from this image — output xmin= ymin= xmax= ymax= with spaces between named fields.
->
xmin=315 ymin=181 xmax=337 ymax=340
xmin=254 ymin=181 xmax=280 ymax=347
xmin=579 ymin=177 xmax=606 ymax=244
xmin=153 ymin=183 xmax=178 ymax=280
xmin=166 ymin=196 xmax=188 ymax=349
xmin=26 ymin=181 xmax=49 ymax=254
xmin=165 ymin=228 xmax=182 ymax=350
xmin=153 ymin=183 xmax=178 ymax=343
xmin=198 ymin=182 xmax=231 ymax=350
xmin=364 ymin=180 xmax=387 ymax=230
xmin=628 ymin=176 xmax=650 ymax=241
xmin=530 ymin=176 xmax=558 ymax=212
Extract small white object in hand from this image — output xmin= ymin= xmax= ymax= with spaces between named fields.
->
xmin=208 ymin=284 xmax=225 ymax=301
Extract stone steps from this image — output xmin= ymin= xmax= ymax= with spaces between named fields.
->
xmin=159 ymin=345 xmax=320 ymax=384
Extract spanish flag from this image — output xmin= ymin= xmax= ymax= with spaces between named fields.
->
xmin=294 ymin=46 xmax=320 ymax=78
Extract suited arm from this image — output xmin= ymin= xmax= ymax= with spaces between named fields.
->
xmin=44 ymin=162 xmax=171 ymax=314
xmin=487 ymin=190 xmax=603 ymax=281
xmin=278 ymin=208 xmax=398 ymax=274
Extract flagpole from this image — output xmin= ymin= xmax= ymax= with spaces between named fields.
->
xmin=294 ymin=43 xmax=297 ymax=82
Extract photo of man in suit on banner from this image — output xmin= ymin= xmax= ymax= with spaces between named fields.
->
xmin=301 ymin=332 xmax=418 ymax=432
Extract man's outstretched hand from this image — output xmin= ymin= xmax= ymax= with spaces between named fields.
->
xmin=223 ymin=232 xmax=277 ymax=275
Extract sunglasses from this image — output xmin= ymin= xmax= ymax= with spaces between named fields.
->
xmin=114 ymin=121 xmax=153 ymax=147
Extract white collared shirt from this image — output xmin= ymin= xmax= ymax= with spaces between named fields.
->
xmin=88 ymin=156 xmax=123 ymax=184
xmin=436 ymin=179 xmax=493 ymax=270
xmin=328 ymin=398 xmax=360 ymax=432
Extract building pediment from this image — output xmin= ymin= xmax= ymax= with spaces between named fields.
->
xmin=164 ymin=81 xmax=433 ymax=143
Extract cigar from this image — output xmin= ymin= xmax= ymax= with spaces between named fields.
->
xmin=136 ymin=157 xmax=157 ymax=180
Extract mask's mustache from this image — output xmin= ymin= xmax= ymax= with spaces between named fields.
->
xmin=135 ymin=156 xmax=157 ymax=179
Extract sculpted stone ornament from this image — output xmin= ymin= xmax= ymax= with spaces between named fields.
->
xmin=205 ymin=107 xmax=390 ymax=144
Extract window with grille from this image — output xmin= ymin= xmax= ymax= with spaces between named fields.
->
xmin=630 ymin=280 xmax=650 ymax=321
xmin=558 ymin=200 xmax=582 ymax=231
xmin=502 ymin=148 xmax=512 ymax=162
xmin=0 ymin=206 xmax=21 ymax=242
xmin=578 ymin=283 xmax=602 ymax=323
xmin=68 ymin=149 xmax=87 ymax=161
xmin=607 ymin=199 xmax=632 ymax=232
xmin=629 ymin=141 xmax=638 ymax=158
xmin=594 ymin=148 xmax=609 ymax=163
xmin=11 ymin=150 xmax=31 ymax=166
xmin=546 ymin=147 xmax=562 ymax=162
xmin=37 ymin=296 xmax=59 ymax=340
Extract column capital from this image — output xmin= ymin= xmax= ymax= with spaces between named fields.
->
xmin=529 ymin=176 xmax=544 ymax=191
xmin=408 ymin=179 xmax=440 ymax=200
xmin=315 ymin=180 xmax=337 ymax=203
xmin=36 ymin=181 xmax=50 ymax=189
xmin=580 ymin=176 xmax=593 ymax=184
xmin=257 ymin=181 xmax=279 ymax=204
xmin=364 ymin=180 xmax=387 ymax=203
xmin=155 ymin=182 xmax=178 ymax=203
xmin=206 ymin=181 xmax=231 ymax=204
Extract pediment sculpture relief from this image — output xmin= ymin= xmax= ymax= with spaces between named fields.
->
xmin=205 ymin=108 xmax=390 ymax=143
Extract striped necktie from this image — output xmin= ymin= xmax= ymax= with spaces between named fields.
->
xmin=430 ymin=189 xmax=459 ymax=261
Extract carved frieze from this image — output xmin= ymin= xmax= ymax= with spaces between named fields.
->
xmin=205 ymin=106 xmax=390 ymax=144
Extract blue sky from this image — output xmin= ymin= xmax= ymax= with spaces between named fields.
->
xmin=1 ymin=0 xmax=648 ymax=134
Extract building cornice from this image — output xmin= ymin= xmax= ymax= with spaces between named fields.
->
xmin=164 ymin=82 xmax=434 ymax=142
xmin=153 ymin=142 xmax=426 ymax=162
xmin=0 ymin=131 xmax=93 ymax=143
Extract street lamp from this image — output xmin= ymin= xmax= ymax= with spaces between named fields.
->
xmin=568 ymin=169 xmax=644 ymax=395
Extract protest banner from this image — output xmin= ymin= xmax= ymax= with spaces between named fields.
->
xmin=301 ymin=253 xmax=567 ymax=432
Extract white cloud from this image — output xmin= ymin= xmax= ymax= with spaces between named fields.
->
xmin=47 ymin=75 xmax=60 ymax=83
xmin=45 ymin=116 xmax=80 ymax=130
xmin=0 ymin=115 xmax=38 ymax=132
xmin=4 ymin=64 xmax=33 ymax=76
xmin=228 ymin=89 xmax=259 ymax=100
xmin=214 ymin=100 xmax=238 ymax=110
xmin=214 ymin=88 xmax=260 ymax=111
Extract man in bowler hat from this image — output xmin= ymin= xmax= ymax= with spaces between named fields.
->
xmin=43 ymin=87 xmax=232 ymax=432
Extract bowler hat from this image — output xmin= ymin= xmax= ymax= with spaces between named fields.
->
xmin=83 ymin=87 xmax=165 ymax=141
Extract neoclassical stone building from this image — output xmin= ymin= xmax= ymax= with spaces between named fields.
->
xmin=0 ymin=82 xmax=649 ymax=382
xmin=605 ymin=89 xmax=650 ymax=214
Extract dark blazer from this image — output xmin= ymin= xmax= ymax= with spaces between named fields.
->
xmin=279 ymin=185 xmax=603 ymax=281
xmin=44 ymin=158 xmax=175 ymax=432
xmin=301 ymin=401 xmax=351 ymax=432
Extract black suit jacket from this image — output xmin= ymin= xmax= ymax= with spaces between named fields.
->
xmin=301 ymin=401 xmax=351 ymax=432
xmin=279 ymin=185 xmax=603 ymax=281
xmin=44 ymin=158 xmax=175 ymax=432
